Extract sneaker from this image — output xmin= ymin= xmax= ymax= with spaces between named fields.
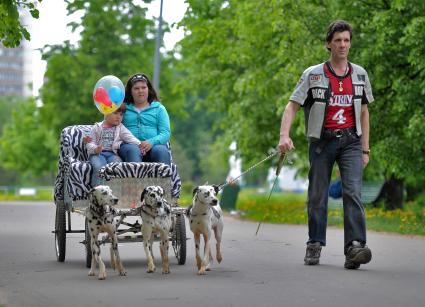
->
xmin=304 ymin=242 xmax=322 ymax=265
xmin=344 ymin=241 xmax=372 ymax=270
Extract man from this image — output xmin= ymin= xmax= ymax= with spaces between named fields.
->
xmin=278 ymin=20 xmax=373 ymax=269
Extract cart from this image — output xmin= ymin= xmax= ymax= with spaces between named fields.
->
xmin=53 ymin=125 xmax=186 ymax=267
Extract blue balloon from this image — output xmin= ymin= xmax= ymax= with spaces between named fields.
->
xmin=108 ymin=86 xmax=124 ymax=103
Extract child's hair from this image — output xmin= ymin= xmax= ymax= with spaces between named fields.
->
xmin=115 ymin=103 xmax=126 ymax=114
xmin=104 ymin=104 xmax=126 ymax=119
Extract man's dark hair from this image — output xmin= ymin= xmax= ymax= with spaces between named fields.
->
xmin=326 ymin=20 xmax=353 ymax=51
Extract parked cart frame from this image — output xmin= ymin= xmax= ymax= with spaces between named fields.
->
xmin=53 ymin=125 xmax=186 ymax=267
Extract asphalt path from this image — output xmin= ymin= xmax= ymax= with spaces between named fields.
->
xmin=1 ymin=201 xmax=425 ymax=307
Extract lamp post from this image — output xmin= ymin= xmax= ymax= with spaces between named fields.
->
xmin=153 ymin=0 xmax=163 ymax=91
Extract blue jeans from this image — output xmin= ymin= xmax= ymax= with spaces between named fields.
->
xmin=89 ymin=151 xmax=121 ymax=187
xmin=118 ymin=143 xmax=171 ymax=166
xmin=307 ymin=133 xmax=365 ymax=253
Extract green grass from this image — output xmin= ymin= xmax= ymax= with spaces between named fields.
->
xmin=0 ymin=188 xmax=53 ymax=201
xmin=236 ymin=189 xmax=425 ymax=236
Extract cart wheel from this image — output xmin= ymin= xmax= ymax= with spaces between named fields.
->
xmin=55 ymin=201 xmax=66 ymax=262
xmin=85 ymin=218 xmax=92 ymax=268
xmin=172 ymin=213 xmax=186 ymax=265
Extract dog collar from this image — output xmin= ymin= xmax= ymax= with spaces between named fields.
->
xmin=140 ymin=204 xmax=169 ymax=218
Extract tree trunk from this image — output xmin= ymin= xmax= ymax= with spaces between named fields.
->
xmin=373 ymin=174 xmax=404 ymax=210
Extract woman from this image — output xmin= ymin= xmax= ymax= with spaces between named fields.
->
xmin=118 ymin=73 xmax=171 ymax=165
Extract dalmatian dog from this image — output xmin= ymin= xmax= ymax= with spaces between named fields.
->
xmin=86 ymin=185 xmax=126 ymax=280
xmin=140 ymin=186 xmax=172 ymax=274
xmin=186 ymin=185 xmax=224 ymax=275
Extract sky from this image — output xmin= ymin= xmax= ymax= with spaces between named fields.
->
xmin=29 ymin=0 xmax=188 ymax=96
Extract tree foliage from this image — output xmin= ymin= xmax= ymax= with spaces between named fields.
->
xmin=177 ymin=0 xmax=333 ymax=167
xmin=176 ymin=0 xmax=425 ymax=197
xmin=336 ymin=0 xmax=425 ymax=180
xmin=0 ymin=98 xmax=57 ymax=175
xmin=0 ymin=0 xmax=183 ymax=175
xmin=0 ymin=0 xmax=41 ymax=47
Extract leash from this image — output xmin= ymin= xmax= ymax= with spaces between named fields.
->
xmin=218 ymin=149 xmax=279 ymax=191
xmin=255 ymin=152 xmax=290 ymax=235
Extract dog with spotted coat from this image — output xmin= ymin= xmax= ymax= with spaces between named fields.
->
xmin=86 ymin=185 xmax=126 ymax=279
xmin=186 ymin=185 xmax=224 ymax=275
xmin=140 ymin=186 xmax=172 ymax=274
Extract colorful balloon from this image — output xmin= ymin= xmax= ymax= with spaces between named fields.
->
xmin=93 ymin=75 xmax=125 ymax=115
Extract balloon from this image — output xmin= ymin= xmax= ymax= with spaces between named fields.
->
xmin=93 ymin=75 xmax=125 ymax=115
xmin=108 ymin=86 xmax=124 ymax=103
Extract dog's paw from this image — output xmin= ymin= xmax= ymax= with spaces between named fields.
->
xmin=162 ymin=267 xmax=170 ymax=274
xmin=197 ymin=268 xmax=206 ymax=275
xmin=98 ymin=271 xmax=107 ymax=280
xmin=88 ymin=270 xmax=95 ymax=276
xmin=147 ymin=264 xmax=156 ymax=273
xmin=119 ymin=269 xmax=127 ymax=276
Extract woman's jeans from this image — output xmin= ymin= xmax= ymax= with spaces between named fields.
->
xmin=307 ymin=133 xmax=366 ymax=253
xmin=89 ymin=151 xmax=121 ymax=187
xmin=119 ymin=143 xmax=171 ymax=166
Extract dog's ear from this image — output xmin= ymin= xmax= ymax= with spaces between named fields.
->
xmin=212 ymin=184 xmax=220 ymax=195
xmin=140 ymin=187 xmax=148 ymax=202
xmin=164 ymin=202 xmax=171 ymax=214
xmin=192 ymin=187 xmax=199 ymax=197
xmin=158 ymin=186 xmax=164 ymax=196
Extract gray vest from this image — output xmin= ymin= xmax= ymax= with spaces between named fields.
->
xmin=289 ymin=62 xmax=374 ymax=140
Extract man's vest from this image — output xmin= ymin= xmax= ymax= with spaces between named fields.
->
xmin=289 ymin=62 xmax=374 ymax=140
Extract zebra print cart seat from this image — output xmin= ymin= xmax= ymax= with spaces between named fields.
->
xmin=54 ymin=125 xmax=181 ymax=203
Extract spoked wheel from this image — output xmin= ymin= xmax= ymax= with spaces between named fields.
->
xmin=172 ymin=213 xmax=186 ymax=265
xmin=55 ymin=201 xmax=66 ymax=262
xmin=85 ymin=217 xmax=92 ymax=268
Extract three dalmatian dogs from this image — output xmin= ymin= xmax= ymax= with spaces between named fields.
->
xmin=86 ymin=184 xmax=224 ymax=279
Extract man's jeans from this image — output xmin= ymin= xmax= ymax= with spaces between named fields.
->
xmin=119 ymin=143 xmax=171 ymax=166
xmin=307 ymin=133 xmax=366 ymax=253
xmin=89 ymin=151 xmax=121 ymax=187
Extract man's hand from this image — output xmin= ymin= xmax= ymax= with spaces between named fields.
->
xmin=95 ymin=145 xmax=103 ymax=154
xmin=278 ymin=135 xmax=295 ymax=154
xmin=362 ymin=153 xmax=369 ymax=168
xmin=139 ymin=141 xmax=152 ymax=155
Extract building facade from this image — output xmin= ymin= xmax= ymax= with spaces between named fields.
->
xmin=0 ymin=11 xmax=33 ymax=97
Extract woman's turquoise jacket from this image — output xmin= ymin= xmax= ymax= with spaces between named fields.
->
xmin=122 ymin=101 xmax=170 ymax=146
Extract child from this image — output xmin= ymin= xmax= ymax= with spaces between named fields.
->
xmin=86 ymin=104 xmax=141 ymax=187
